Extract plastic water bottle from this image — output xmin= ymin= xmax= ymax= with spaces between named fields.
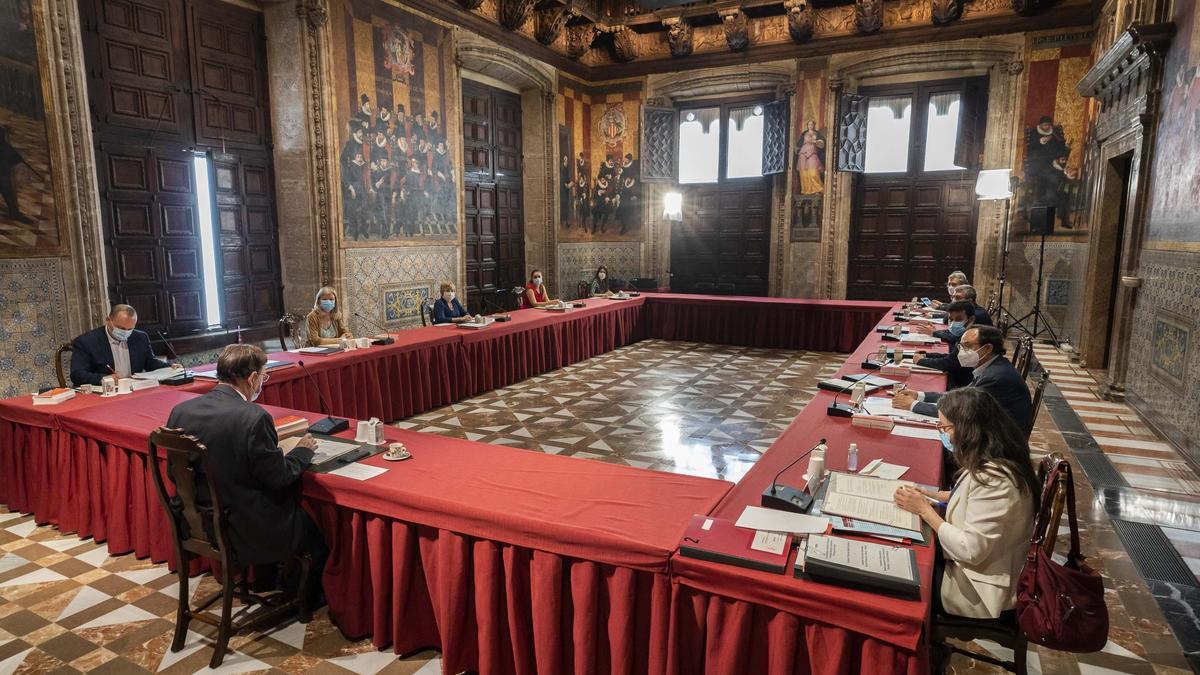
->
xmin=848 ymin=443 xmax=859 ymax=472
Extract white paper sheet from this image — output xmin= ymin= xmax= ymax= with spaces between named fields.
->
xmin=891 ymin=425 xmax=941 ymax=441
xmin=749 ymin=530 xmax=789 ymax=555
xmin=821 ymin=492 xmax=920 ymax=530
xmin=861 ymin=397 xmax=936 ymax=422
xmin=735 ymin=505 xmax=829 ymax=535
xmin=860 ymin=461 xmax=910 ymax=480
xmin=806 ymin=535 xmax=915 ymax=582
xmin=328 ymin=463 xmax=388 ymax=481
xmin=131 ymin=367 xmax=185 ymax=381
xmin=899 ymin=335 xmax=942 ymax=345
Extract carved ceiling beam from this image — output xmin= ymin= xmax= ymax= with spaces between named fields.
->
xmin=607 ymin=25 xmax=639 ymax=62
xmin=856 ymin=0 xmax=883 ymax=33
xmin=535 ymin=6 xmax=574 ymax=45
xmin=498 ymin=0 xmax=537 ymax=30
xmin=784 ymin=0 xmax=813 ymax=44
xmin=566 ymin=23 xmax=597 ymax=60
xmin=931 ymin=0 xmax=963 ymax=24
xmin=663 ymin=16 xmax=694 ymax=57
xmin=456 ymin=0 xmax=484 ymax=10
xmin=721 ymin=9 xmax=751 ymax=52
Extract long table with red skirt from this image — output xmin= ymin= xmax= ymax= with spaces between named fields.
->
xmin=667 ymin=313 xmax=949 ymax=675
xmin=19 ymin=387 xmax=731 ymax=674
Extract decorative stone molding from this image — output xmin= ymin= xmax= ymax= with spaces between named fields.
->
xmin=458 ymin=38 xmax=556 ymax=92
xmin=648 ymin=66 xmax=792 ymax=101
xmin=498 ymin=0 xmax=537 ymax=31
xmin=297 ymin=0 xmax=327 ymax=29
xmin=663 ymin=17 xmax=694 ymax=58
xmin=565 ymin=24 xmax=596 ymax=61
xmin=534 ymin=6 xmax=572 ymax=46
xmin=856 ymin=0 xmax=883 ymax=33
xmin=608 ymin=25 xmax=639 ymax=62
xmin=785 ymin=0 xmax=814 ymax=44
xmin=931 ymin=0 xmax=963 ymax=25
xmin=296 ymin=0 xmax=335 ymax=285
xmin=721 ymin=9 xmax=750 ymax=52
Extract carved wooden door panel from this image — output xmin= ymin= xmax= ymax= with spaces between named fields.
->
xmin=672 ymin=177 xmax=770 ymax=296
xmin=462 ymin=81 xmax=524 ymax=306
xmin=211 ymin=151 xmax=281 ymax=327
xmin=187 ymin=1 xmax=269 ymax=149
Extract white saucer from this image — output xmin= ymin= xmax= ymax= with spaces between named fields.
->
xmin=382 ymin=450 xmax=411 ymax=462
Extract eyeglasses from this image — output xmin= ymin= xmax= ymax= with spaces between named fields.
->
xmin=259 ymin=372 xmax=270 ymax=384
xmin=936 ymin=422 xmax=954 ymax=433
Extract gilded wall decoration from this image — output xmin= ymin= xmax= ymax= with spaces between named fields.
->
xmin=1013 ymin=31 xmax=1094 ymax=236
xmin=0 ymin=0 xmax=61 ymax=255
xmin=790 ymin=64 xmax=828 ymax=242
xmin=330 ymin=0 xmax=459 ymax=245
xmin=558 ymin=81 xmax=644 ymax=242
xmin=382 ymin=283 xmax=433 ymax=325
xmin=785 ymin=0 xmax=814 ymax=44
xmin=1146 ymin=0 xmax=1200 ymax=247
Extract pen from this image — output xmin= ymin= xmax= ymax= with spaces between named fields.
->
xmin=922 ymin=493 xmax=947 ymax=509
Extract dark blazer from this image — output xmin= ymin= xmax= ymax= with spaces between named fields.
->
xmin=70 ymin=326 xmax=171 ymax=386
xmin=974 ymin=305 xmax=994 ymax=327
xmin=165 ymin=385 xmax=316 ymax=564
xmin=432 ymin=297 xmax=468 ymax=324
xmin=913 ymin=356 xmax=1032 ymax=431
xmin=918 ymin=344 xmax=975 ymax=390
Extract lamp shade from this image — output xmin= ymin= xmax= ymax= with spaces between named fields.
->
xmin=663 ymin=191 xmax=683 ymax=221
xmin=975 ymin=169 xmax=1013 ymax=200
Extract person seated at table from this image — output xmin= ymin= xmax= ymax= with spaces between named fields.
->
xmin=951 ymin=284 xmax=993 ymax=326
xmin=914 ymin=301 xmax=977 ymax=389
xmin=892 ymin=388 xmax=1038 ymax=619
xmin=931 ymin=271 xmax=969 ymax=309
xmin=590 ymin=265 xmax=613 ymax=297
xmin=521 ymin=269 xmax=556 ymax=308
xmin=305 ymin=286 xmax=353 ymax=346
xmin=70 ymin=304 xmax=181 ymax=386
xmin=910 ymin=299 xmax=976 ymax=345
xmin=892 ymin=326 xmax=1033 ymax=431
xmin=165 ymin=344 xmax=327 ymax=608
xmin=433 ymin=282 xmax=475 ymax=324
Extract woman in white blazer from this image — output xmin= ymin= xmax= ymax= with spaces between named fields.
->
xmin=893 ymin=388 xmax=1040 ymax=619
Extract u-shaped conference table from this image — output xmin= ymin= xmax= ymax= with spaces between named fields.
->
xmin=0 ymin=293 xmax=945 ymax=675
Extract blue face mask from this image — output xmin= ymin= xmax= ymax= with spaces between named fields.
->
xmin=939 ymin=430 xmax=955 ymax=453
xmin=319 ymin=299 xmax=336 ymax=313
xmin=948 ymin=320 xmax=967 ymax=337
xmin=110 ymin=327 xmax=133 ymax=342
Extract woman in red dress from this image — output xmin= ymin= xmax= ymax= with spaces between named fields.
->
xmin=521 ymin=269 xmax=555 ymax=309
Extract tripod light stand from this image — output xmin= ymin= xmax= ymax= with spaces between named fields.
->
xmin=1009 ymin=205 xmax=1061 ymax=344
xmin=975 ymin=169 xmax=1016 ymax=327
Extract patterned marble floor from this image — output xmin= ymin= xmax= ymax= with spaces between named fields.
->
xmin=397 ymin=340 xmax=846 ymax=482
xmin=1 ymin=340 xmax=1198 ymax=674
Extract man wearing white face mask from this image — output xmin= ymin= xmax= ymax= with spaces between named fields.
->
xmin=70 ymin=304 xmax=180 ymax=386
xmin=432 ymin=282 xmax=474 ymax=324
xmin=166 ymin=344 xmax=326 ymax=609
xmin=892 ymin=326 xmax=1033 ymax=432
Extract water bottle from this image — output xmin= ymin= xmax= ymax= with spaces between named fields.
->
xmin=848 ymin=443 xmax=859 ymax=472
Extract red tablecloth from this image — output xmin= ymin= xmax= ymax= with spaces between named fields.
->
xmin=666 ymin=305 xmax=949 ymax=675
xmin=642 ymin=295 xmax=893 ymax=353
xmin=185 ymin=327 xmax=463 ymax=422
xmin=459 ymin=297 xmax=645 ymax=396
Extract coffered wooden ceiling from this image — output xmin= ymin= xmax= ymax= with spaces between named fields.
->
xmin=408 ymin=0 xmax=1093 ymax=80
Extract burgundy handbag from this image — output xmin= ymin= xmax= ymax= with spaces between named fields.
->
xmin=1015 ymin=460 xmax=1108 ymax=652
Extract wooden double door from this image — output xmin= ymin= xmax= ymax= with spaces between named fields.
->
xmin=846 ymin=78 xmax=985 ymax=301
xmin=461 ymin=80 xmax=524 ymax=307
xmin=671 ymin=178 xmax=771 ymax=296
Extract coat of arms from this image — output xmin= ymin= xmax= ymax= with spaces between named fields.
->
xmin=598 ymin=104 xmax=627 ymax=147
xmin=382 ymin=26 xmax=416 ymax=82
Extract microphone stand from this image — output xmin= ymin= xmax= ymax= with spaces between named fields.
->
xmin=352 ymin=312 xmax=396 ymax=345
xmin=297 ymin=361 xmax=349 ymax=435
xmin=761 ymin=438 xmax=827 ymax=513
xmin=827 ymin=379 xmax=865 ymax=418
xmin=155 ymin=330 xmax=193 ymax=385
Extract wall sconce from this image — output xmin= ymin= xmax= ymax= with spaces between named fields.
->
xmin=663 ymin=191 xmax=683 ymax=221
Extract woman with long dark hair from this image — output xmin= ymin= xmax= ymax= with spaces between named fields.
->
xmin=590 ymin=265 xmax=612 ymax=297
xmin=894 ymin=387 xmax=1039 ymax=619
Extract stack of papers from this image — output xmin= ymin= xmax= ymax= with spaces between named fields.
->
xmin=891 ymin=425 xmax=941 ymax=440
xmin=734 ymin=506 xmax=829 ymax=535
xmin=899 ymin=334 xmax=942 ymax=345
xmin=32 ymin=388 xmax=76 ymax=405
xmin=861 ymin=397 xmax=936 ymax=423
xmin=132 ymin=367 xmax=187 ymax=381
xmin=820 ymin=472 xmax=921 ymax=531
xmin=858 ymin=459 xmax=910 ymax=479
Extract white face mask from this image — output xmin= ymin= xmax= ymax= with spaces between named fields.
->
xmin=532 ymin=277 xmax=543 ymax=286
xmin=443 ymin=291 xmax=455 ymax=302
xmin=249 ymin=372 xmax=264 ymax=402
xmin=957 ymin=347 xmax=982 ymax=368
xmin=947 ymin=285 xmax=957 ymax=297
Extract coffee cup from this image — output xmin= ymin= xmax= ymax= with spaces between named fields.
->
xmin=356 ymin=337 xmax=371 ymax=349
xmin=355 ymin=420 xmax=372 ymax=443
xmin=341 ymin=338 xmax=355 ymax=351
xmin=117 ymin=378 xmax=133 ymax=394
xmin=101 ymin=376 xmax=118 ymax=396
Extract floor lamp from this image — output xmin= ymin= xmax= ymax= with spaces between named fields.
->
xmin=975 ymin=169 xmax=1015 ymax=327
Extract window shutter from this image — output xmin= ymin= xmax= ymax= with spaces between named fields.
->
xmin=641 ymin=105 xmax=678 ymax=183
xmin=835 ymin=92 xmax=868 ymax=173
xmin=761 ymin=99 xmax=788 ymax=176
xmin=954 ymin=78 xmax=988 ymax=170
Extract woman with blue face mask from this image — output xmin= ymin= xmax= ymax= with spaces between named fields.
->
xmin=305 ymin=286 xmax=353 ymax=346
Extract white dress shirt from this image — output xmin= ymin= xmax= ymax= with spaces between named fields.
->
xmin=108 ymin=332 xmax=131 ymax=378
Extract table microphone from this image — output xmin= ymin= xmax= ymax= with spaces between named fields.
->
xmin=761 ymin=438 xmax=826 ymax=513
xmin=827 ymin=378 xmax=864 ymax=418
xmin=297 ymin=361 xmax=349 ymax=435
xmin=154 ymin=330 xmax=194 ymax=386
xmin=352 ymin=312 xmax=396 ymax=345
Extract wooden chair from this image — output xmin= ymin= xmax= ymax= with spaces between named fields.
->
xmin=149 ymin=427 xmax=311 ymax=669
xmin=1027 ymin=370 xmax=1051 ymax=437
xmin=54 ymin=341 xmax=73 ymax=388
xmin=1012 ymin=337 xmax=1035 ymax=380
xmin=419 ymin=297 xmax=436 ymax=326
xmin=985 ymin=289 xmax=998 ymax=322
xmin=577 ymin=280 xmax=591 ymax=300
xmin=277 ymin=313 xmax=304 ymax=351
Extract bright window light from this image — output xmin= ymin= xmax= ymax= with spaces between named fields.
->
xmin=726 ymin=105 xmax=764 ymax=179
xmin=923 ymin=93 xmax=965 ymax=172
xmin=678 ymin=107 xmax=719 ymax=184
xmin=864 ymin=96 xmax=913 ymax=173
xmin=663 ymin=191 xmax=683 ymax=220
xmin=192 ymin=154 xmax=222 ymax=328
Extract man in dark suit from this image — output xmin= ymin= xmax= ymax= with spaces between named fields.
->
xmin=893 ymin=326 xmax=1032 ymax=431
xmin=70 ymin=305 xmax=179 ymax=386
xmin=166 ymin=344 xmax=326 ymax=607
xmin=915 ymin=300 xmax=977 ymax=389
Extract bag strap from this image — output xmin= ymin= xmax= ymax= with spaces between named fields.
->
xmin=1030 ymin=461 xmax=1065 ymax=544
xmin=1061 ymin=462 xmax=1082 ymax=560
